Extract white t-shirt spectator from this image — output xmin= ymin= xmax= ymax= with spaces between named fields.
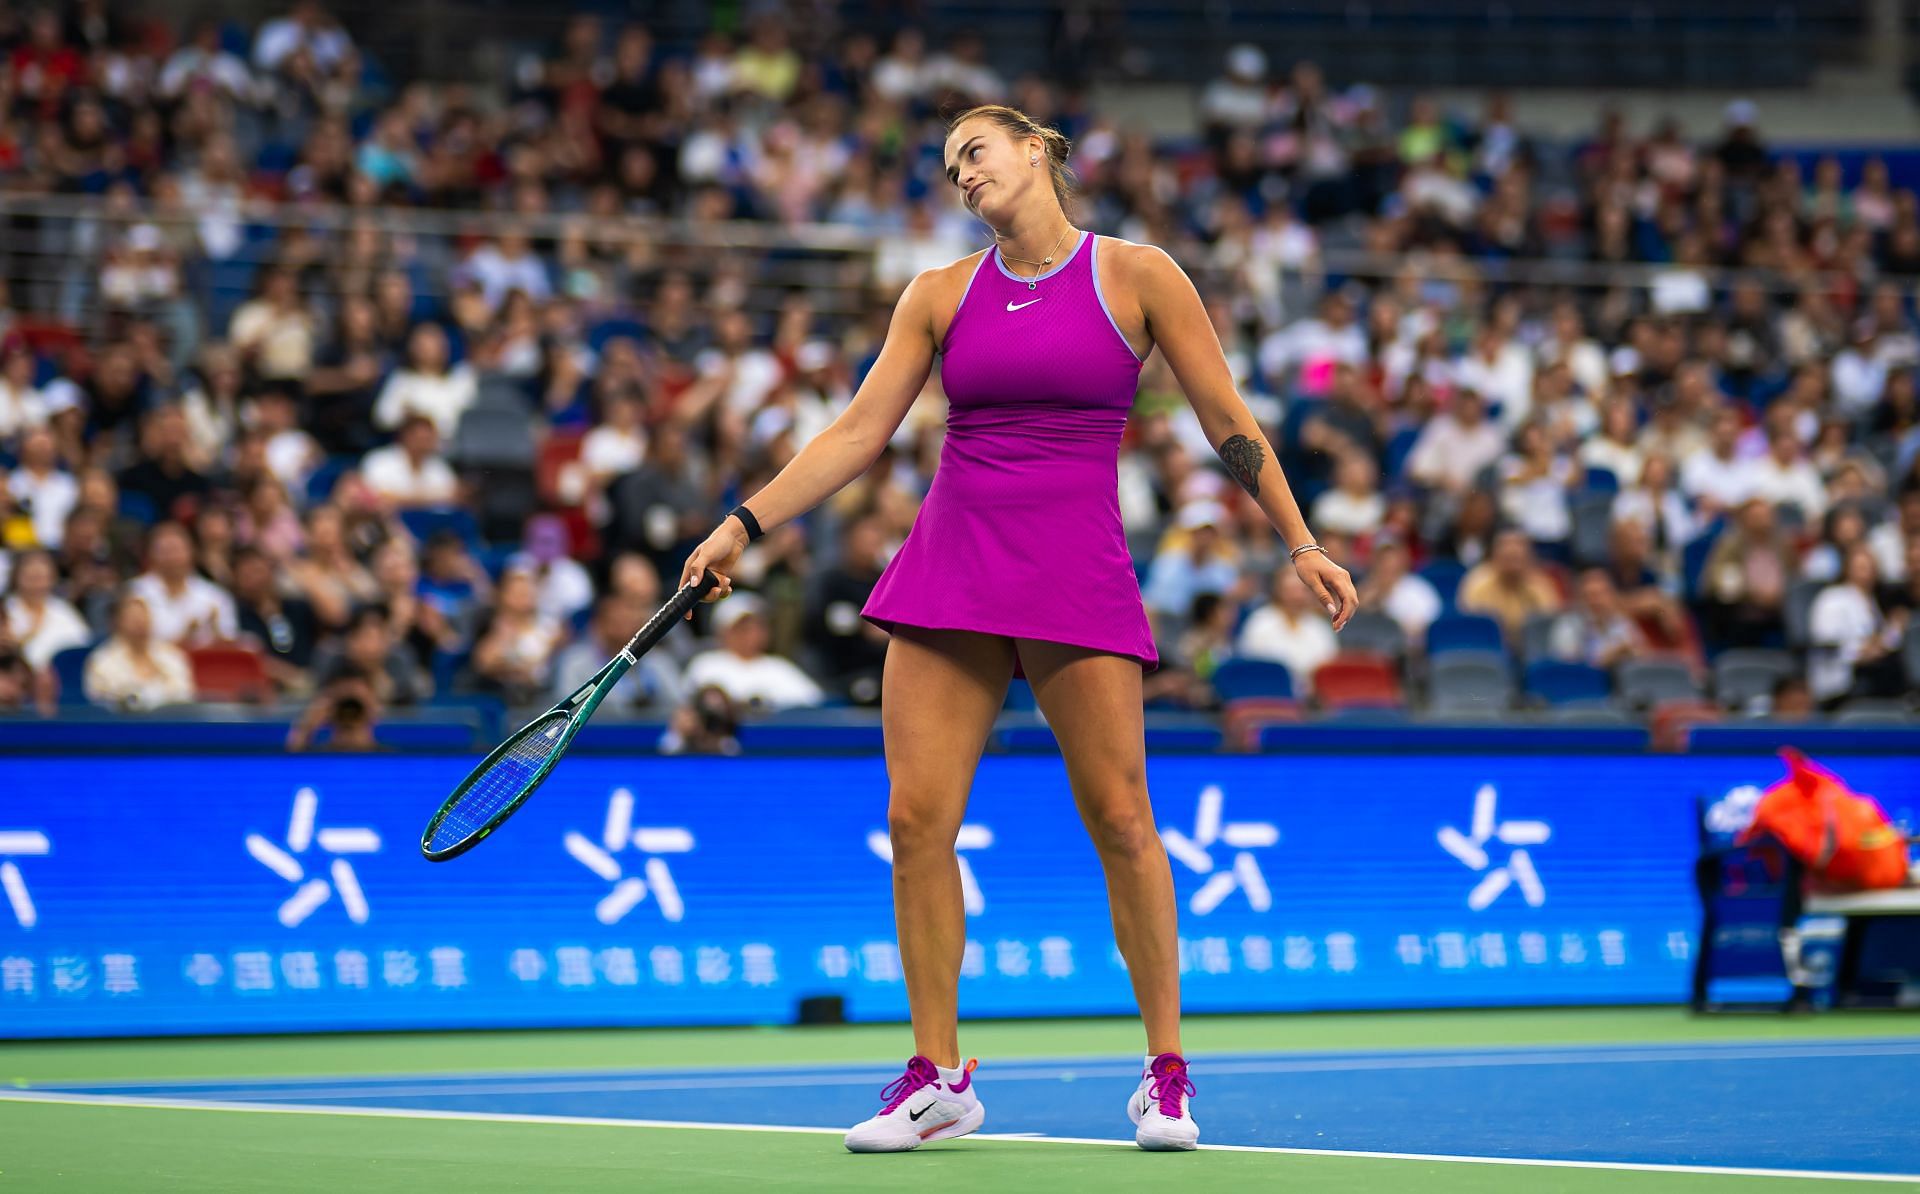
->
xmin=1406 ymin=414 xmax=1505 ymax=491
xmin=1807 ymin=584 xmax=1890 ymax=701
xmin=1310 ymin=488 xmax=1385 ymax=536
xmin=1455 ymin=345 xmax=1535 ymax=427
xmin=0 ymin=380 xmax=47 ymax=441
xmin=8 ymin=466 xmax=78 ymax=549
xmin=266 ymin=427 xmax=320 ymax=492
xmin=580 ymin=423 xmax=646 ymax=479
xmin=1578 ymin=437 xmax=1645 ymax=487
xmin=360 ymin=444 xmax=459 ymax=506
xmin=1681 ymin=450 xmax=1752 ymax=510
xmin=1380 ymin=573 xmax=1443 ymax=641
xmin=1257 ymin=318 xmax=1368 ymax=392
xmin=228 ymin=301 xmax=315 ymax=380
xmin=508 ymin=556 xmax=596 ymax=623
xmin=83 ymin=638 xmax=195 ymax=709
xmin=5 ymin=593 xmax=90 ymax=670
xmin=1743 ymin=456 xmax=1829 ymax=521
xmin=373 ymin=365 xmax=478 ymax=438
xmin=128 ymin=573 xmax=239 ymax=645
xmin=683 ymin=649 xmax=825 ymax=711
xmin=1235 ymin=605 xmax=1337 ymax=683
xmin=696 ymin=348 xmax=785 ymax=418
xmin=1499 ymin=457 xmax=1575 ymax=543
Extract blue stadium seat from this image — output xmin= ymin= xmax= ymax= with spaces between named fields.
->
xmin=1582 ymin=467 xmax=1620 ymax=494
xmin=1418 ymin=560 xmax=1467 ymax=610
xmin=117 ymin=491 xmax=156 ymax=526
xmin=1524 ymin=659 xmax=1614 ymax=706
xmin=1425 ymin=612 xmax=1506 ymax=658
xmin=399 ymin=507 xmax=483 ymax=552
xmin=51 ymin=645 xmax=93 ymax=706
xmin=1210 ymin=658 xmax=1294 ymax=702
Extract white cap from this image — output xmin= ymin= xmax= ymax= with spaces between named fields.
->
xmin=712 ymin=590 xmax=767 ymax=633
xmin=39 ymin=377 xmax=85 ymax=416
xmin=1176 ymin=500 xmax=1227 ymax=531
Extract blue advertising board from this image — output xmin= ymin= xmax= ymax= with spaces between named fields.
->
xmin=3 ymin=753 xmax=1915 ymax=1038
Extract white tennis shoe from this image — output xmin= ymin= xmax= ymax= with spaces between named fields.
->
xmin=844 ymin=1055 xmax=984 ymax=1152
xmin=1127 ymin=1051 xmax=1200 ymax=1150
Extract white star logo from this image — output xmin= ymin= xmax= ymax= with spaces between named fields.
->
xmin=565 ymin=788 xmax=695 ymax=923
xmin=1438 ymin=784 xmax=1550 ymax=910
xmin=1160 ymin=785 xmax=1278 ymax=914
xmin=0 ymin=830 xmax=51 ymax=928
xmin=245 ymin=788 xmax=381 ymax=926
xmin=868 ymin=824 xmax=993 ymax=915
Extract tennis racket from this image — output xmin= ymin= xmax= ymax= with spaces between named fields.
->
xmin=420 ymin=568 xmax=721 ymax=861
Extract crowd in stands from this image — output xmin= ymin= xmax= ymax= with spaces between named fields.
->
xmin=0 ymin=4 xmax=1916 ymax=744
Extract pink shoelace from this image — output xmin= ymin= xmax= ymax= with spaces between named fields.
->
xmin=877 ymin=1055 xmax=941 ymax=1115
xmin=1146 ymin=1054 xmax=1195 ymax=1119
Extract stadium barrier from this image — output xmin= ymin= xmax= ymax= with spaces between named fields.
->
xmin=6 ymin=750 xmax=1915 ymax=1038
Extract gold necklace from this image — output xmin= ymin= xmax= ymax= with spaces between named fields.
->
xmin=998 ymin=224 xmax=1074 ymax=290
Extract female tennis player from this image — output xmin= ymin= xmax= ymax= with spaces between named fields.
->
xmin=680 ymin=104 xmax=1356 ymax=1153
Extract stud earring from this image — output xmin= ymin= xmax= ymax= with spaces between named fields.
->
xmin=1030 ymin=157 xmax=1038 ymax=165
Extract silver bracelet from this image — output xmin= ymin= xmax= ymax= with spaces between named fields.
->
xmin=1290 ymin=542 xmax=1327 ymax=561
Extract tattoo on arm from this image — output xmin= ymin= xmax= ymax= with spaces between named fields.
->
xmin=1218 ymin=433 xmax=1265 ymax=498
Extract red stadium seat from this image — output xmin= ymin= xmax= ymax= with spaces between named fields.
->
xmin=535 ymin=433 xmax=586 ymax=508
xmin=1220 ymin=696 xmax=1302 ymax=752
xmin=188 ymin=644 xmax=273 ymax=703
xmin=1312 ymin=653 xmax=1405 ymax=711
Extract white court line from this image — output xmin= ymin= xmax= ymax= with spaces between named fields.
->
xmin=3 ymin=1090 xmax=1917 ymax=1185
xmin=59 ymin=1041 xmax=1920 ymax=1103
xmin=40 ymin=1036 xmax=1920 ymax=1093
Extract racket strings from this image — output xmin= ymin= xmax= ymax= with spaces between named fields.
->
xmin=427 ymin=712 xmax=570 ymax=852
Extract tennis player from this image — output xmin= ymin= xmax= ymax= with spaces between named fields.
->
xmin=680 ymin=104 xmax=1357 ymax=1153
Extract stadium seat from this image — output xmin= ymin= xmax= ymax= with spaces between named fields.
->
xmin=535 ymin=433 xmax=587 ymax=508
xmin=1582 ymin=467 xmax=1620 ymax=494
xmin=451 ymin=407 xmax=538 ymax=469
xmin=1312 ymin=653 xmax=1404 ymax=710
xmin=1425 ymin=612 xmax=1506 ymax=658
xmin=1210 ymin=658 xmax=1294 ymax=702
xmin=1520 ymin=612 xmax=1559 ymax=664
xmin=1427 ymin=653 xmax=1514 ymax=716
xmin=1617 ymin=657 xmax=1702 ymax=710
xmin=1681 ymin=519 xmax=1725 ymax=601
xmin=1336 ymin=610 xmax=1406 ymax=659
xmin=1712 ymin=649 xmax=1797 ymax=710
xmin=1417 ymin=560 xmax=1466 ymax=610
xmin=1524 ymin=659 xmax=1613 ymax=706
xmin=51 ymin=645 xmax=94 ymax=706
xmin=1220 ymin=697 xmax=1300 ymax=751
xmin=1784 ymin=579 xmax=1826 ymax=649
xmin=1569 ymin=493 xmax=1616 ymax=567
xmin=1835 ymin=700 xmax=1912 ymax=726
xmin=399 ymin=506 xmax=483 ymax=551
xmin=188 ymin=644 xmax=272 ymax=702
xmin=1545 ymin=701 xmax=1633 ymax=725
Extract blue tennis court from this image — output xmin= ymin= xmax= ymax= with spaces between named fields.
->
xmin=20 ymin=1038 xmax=1920 ymax=1181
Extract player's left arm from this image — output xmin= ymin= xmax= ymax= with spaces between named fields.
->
xmin=1125 ymin=242 xmax=1357 ymax=627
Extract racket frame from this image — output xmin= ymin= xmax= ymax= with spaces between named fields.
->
xmin=419 ymin=568 xmax=718 ymax=861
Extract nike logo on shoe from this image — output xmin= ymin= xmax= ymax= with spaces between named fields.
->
xmin=1006 ymin=298 xmax=1043 ymax=312
xmin=909 ymin=1101 xmax=938 ymax=1121
xmin=1139 ymin=1094 xmax=1155 ymax=1117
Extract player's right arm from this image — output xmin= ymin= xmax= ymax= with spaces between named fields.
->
xmin=677 ymin=265 xmax=955 ymax=601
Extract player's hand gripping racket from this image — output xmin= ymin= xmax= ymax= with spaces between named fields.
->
xmin=420 ymin=568 xmax=721 ymax=861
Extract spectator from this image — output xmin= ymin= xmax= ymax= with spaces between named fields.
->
xmin=802 ymin=515 xmax=891 ymax=704
xmin=659 ymin=683 xmax=743 ymax=755
xmin=509 ymin=513 xmax=594 ymax=623
xmin=228 ymin=267 xmax=317 ymax=383
xmin=1406 ymin=390 xmax=1504 ymax=496
xmin=1311 ymin=453 xmax=1386 ymax=537
xmin=231 ymin=545 xmax=318 ymax=691
xmin=1746 ymin=422 xmax=1830 ymax=522
xmin=1680 ymin=407 xmax=1751 ymax=519
xmin=0 ymin=625 xmax=48 ymax=714
xmin=1498 ymin=421 xmax=1575 ymax=552
xmin=1457 ymin=529 xmax=1564 ymax=643
xmin=1547 ymin=568 xmax=1649 ymax=668
xmin=4 ymin=549 xmax=89 ymax=670
xmin=1236 ymin=567 xmax=1338 ymax=681
xmin=311 ymin=603 xmax=428 ymax=707
xmin=361 ymin=413 xmax=460 ymax=509
xmin=683 ymin=591 xmax=823 ymax=711
xmin=117 ymin=405 xmax=212 ymax=522
xmin=1579 ymin=397 xmax=1646 ymax=488
xmin=373 ymin=323 xmax=477 ymax=438
xmin=288 ymin=677 xmax=384 ymax=752
xmin=1356 ymin=535 xmax=1441 ymax=641
xmin=417 ymin=528 xmax=492 ymax=643
xmin=128 ymin=521 xmax=237 ymax=645
xmin=471 ymin=567 xmax=567 ymax=703
xmin=284 ymin=505 xmax=378 ymax=628
xmin=551 ymin=593 xmax=683 ymax=713
xmin=0 ymin=344 xmax=48 ymax=445
xmin=1142 ymin=500 xmax=1243 ymax=626
xmin=1807 ymin=546 xmax=1908 ymax=707
xmin=1702 ymin=498 xmax=1796 ymax=649
xmin=8 ymin=427 xmax=77 ymax=549
xmin=83 ymin=593 xmax=194 ymax=710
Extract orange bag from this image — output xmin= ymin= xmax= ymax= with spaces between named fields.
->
xmin=1738 ymin=749 xmax=1911 ymax=892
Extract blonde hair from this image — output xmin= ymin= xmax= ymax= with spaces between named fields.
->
xmin=947 ymin=103 xmax=1076 ymax=212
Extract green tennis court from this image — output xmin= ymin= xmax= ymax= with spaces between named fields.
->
xmin=6 ymin=1008 xmax=1918 ymax=1192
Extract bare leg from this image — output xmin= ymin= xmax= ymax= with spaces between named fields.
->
xmin=1018 ymin=639 xmax=1182 ymax=1057
xmin=881 ymin=626 xmax=1014 ymax=1069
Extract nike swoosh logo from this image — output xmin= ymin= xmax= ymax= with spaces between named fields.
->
xmin=1139 ymin=1094 xmax=1154 ymax=1116
xmin=909 ymin=1101 xmax=937 ymax=1121
xmin=1006 ymin=299 xmax=1043 ymax=312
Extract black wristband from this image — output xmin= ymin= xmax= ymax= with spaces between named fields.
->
xmin=729 ymin=504 xmax=764 ymax=542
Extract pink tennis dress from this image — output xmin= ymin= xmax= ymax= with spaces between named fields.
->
xmin=862 ymin=232 xmax=1158 ymax=674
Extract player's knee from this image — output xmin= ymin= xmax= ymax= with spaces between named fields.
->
xmin=887 ymin=792 xmax=962 ymax=857
xmin=1082 ymin=799 xmax=1156 ymax=859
